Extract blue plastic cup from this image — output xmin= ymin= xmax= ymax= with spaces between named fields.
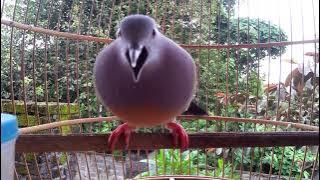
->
xmin=1 ymin=113 xmax=19 ymax=180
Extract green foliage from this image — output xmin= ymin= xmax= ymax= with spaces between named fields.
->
xmin=180 ymin=119 xmax=216 ymax=133
xmin=137 ymin=150 xmax=240 ymax=179
xmin=137 ymin=149 xmax=239 ymax=179
xmin=1 ymin=0 xmax=286 ymax=120
xmin=92 ymin=121 xmax=119 ymax=133
xmin=215 ymin=17 xmax=288 ymax=71
xmin=213 ymin=158 xmax=239 ymax=179
xmin=232 ymin=146 xmax=316 ymax=179
xmin=137 ymin=149 xmax=198 ymax=177
xmin=263 ymin=147 xmax=315 ymax=179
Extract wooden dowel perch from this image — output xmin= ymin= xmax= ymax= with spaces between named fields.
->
xmin=19 ymin=116 xmax=119 ymax=134
xmin=1 ymin=18 xmax=113 ymax=43
xmin=1 ymin=18 xmax=319 ymax=49
xmin=19 ymin=116 xmax=319 ymax=134
xmin=16 ymin=132 xmax=319 ymax=152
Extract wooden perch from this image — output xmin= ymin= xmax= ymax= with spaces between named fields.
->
xmin=16 ymin=131 xmax=319 ymax=152
xmin=19 ymin=116 xmax=319 ymax=134
xmin=1 ymin=18 xmax=113 ymax=43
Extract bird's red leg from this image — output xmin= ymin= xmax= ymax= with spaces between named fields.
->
xmin=108 ymin=123 xmax=133 ymax=151
xmin=166 ymin=121 xmax=189 ymax=150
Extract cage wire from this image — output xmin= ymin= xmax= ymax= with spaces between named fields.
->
xmin=1 ymin=0 xmax=319 ymax=179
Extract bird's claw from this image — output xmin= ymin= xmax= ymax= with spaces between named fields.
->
xmin=166 ymin=122 xmax=189 ymax=150
xmin=108 ymin=123 xmax=132 ymax=152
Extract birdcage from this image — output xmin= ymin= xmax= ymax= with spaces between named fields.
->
xmin=1 ymin=0 xmax=319 ymax=179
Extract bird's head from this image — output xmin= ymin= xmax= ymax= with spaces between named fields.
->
xmin=117 ymin=14 xmax=158 ymax=82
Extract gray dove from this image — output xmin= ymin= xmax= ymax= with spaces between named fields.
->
xmin=94 ymin=14 xmax=196 ymax=151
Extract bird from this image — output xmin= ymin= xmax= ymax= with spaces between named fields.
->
xmin=94 ymin=14 xmax=197 ymax=151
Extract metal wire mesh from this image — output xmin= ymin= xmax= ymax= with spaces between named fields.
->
xmin=1 ymin=0 xmax=319 ymax=179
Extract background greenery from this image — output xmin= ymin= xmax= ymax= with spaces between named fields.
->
xmin=1 ymin=0 xmax=287 ymax=116
xmin=1 ymin=0 xmax=318 ymax=179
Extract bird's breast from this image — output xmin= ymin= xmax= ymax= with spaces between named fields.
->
xmin=111 ymin=105 xmax=176 ymax=127
xmin=94 ymin=42 xmax=196 ymax=126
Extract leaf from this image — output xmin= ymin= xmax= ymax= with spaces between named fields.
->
xmin=284 ymin=68 xmax=300 ymax=87
xmin=264 ymin=83 xmax=278 ymax=93
xmin=215 ymin=92 xmax=226 ymax=97
xmin=217 ymin=158 xmax=224 ymax=168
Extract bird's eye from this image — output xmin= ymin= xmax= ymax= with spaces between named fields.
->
xmin=117 ymin=30 xmax=122 ymax=37
xmin=152 ymin=29 xmax=156 ymax=36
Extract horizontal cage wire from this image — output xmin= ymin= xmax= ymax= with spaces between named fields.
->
xmin=1 ymin=0 xmax=319 ymax=180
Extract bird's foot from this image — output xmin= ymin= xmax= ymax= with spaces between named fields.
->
xmin=166 ymin=122 xmax=189 ymax=150
xmin=108 ymin=123 xmax=132 ymax=152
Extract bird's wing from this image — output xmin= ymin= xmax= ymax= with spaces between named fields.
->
xmin=182 ymin=101 xmax=208 ymax=115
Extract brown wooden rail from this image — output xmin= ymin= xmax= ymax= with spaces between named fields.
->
xmin=16 ymin=131 xmax=319 ymax=152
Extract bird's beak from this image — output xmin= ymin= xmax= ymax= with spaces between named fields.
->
xmin=128 ymin=47 xmax=142 ymax=68
xmin=125 ymin=44 xmax=148 ymax=82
